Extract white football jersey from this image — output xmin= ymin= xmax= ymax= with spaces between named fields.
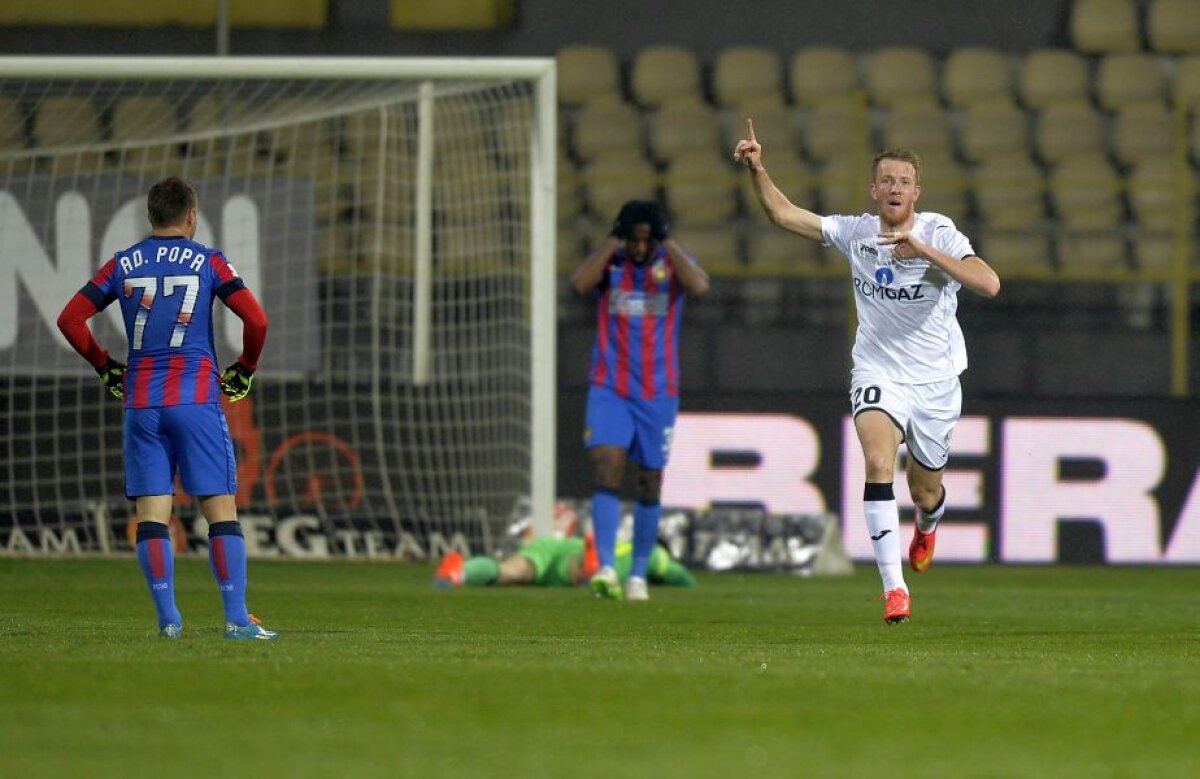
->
xmin=821 ymin=211 xmax=975 ymax=384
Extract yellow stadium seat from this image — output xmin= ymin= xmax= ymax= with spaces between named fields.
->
xmin=942 ymin=47 xmax=1014 ymax=107
xmin=802 ymin=97 xmax=870 ymax=163
xmin=959 ymin=98 xmax=1030 ymax=162
xmin=572 ymin=100 xmax=643 ymax=163
xmin=630 ymin=45 xmax=702 ymax=108
xmin=819 ymin=153 xmax=872 ymax=215
xmin=111 ymin=95 xmax=178 ymax=141
xmin=865 ymin=47 xmax=937 ymax=107
xmin=726 ymin=98 xmax=798 ymax=158
xmin=0 ymin=95 xmax=26 ymax=153
xmin=1048 ymin=153 xmax=1124 ymax=229
xmin=32 ymin=95 xmax=105 ymax=171
xmin=1019 ymin=50 xmax=1089 ymax=109
xmin=662 ymin=150 xmax=738 ymax=228
xmin=739 ymin=147 xmax=813 ymax=225
xmin=1112 ymin=101 xmax=1175 ymax=166
xmin=557 ymin=147 xmax=582 ymax=223
xmin=972 ymin=152 xmax=1046 ymax=229
xmin=1035 ymin=100 xmax=1106 ymax=164
xmin=1070 ymin=0 xmax=1140 ymax=54
xmin=1128 ymin=154 xmax=1194 ymax=230
xmin=790 ymin=47 xmax=858 ymax=107
xmin=713 ymin=46 xmax=784 ymax=107
xmin=648 ymin=98 xmax=722 ymax=164
xmin=880 ymin=101 xmax=954 ymax=157
xmin=1148 ymin=0 xmax=1200 ymax=53
xmin=1056 ymin=230 xmax=1129 ymax=272
xmin=1095 ymin=54 xmax=1168 ymax=110
xmin=915 ymin=153 xmax=970 ymax=224
xmin=977 ymin=228 xmax=1055 ymax=275
xmin=580 ymin=153 xmax=658 ymax=219
xmin=672 ymin=225 xmax=743 ymax=276
xmin=1174 ymin=56 xmax=1200 ymax=109
xmin=744 ymin=227 xmax=822 ymax=274
xmin=557 ymin=45 xmax=621 ymax=107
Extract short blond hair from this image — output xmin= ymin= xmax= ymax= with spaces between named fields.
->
xmin=872 ymin=149 xmax=922 ymax=184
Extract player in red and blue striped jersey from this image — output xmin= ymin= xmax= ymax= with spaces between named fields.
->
xmin=570 ymin=200 xmax=709 ymax=601
xmin=56 ymin=177 xmax=275 ymax=640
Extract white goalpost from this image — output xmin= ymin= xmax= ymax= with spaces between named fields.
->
xmin=0 ymin=56 xmax=557 ymax=558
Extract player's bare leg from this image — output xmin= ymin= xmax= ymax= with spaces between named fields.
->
xmin=496 ymin=555 xmax=537 ymax=585
xmin=133 ymin=495 xmax=183 ymax=637
xmin=907 ymin=460 xmax=945 ymax=573
xmin=199 ymin=494 xmax=276 ymax=640
xmin=589 ymin=445 xmax=627 ymax=599
xmin=854 ymin=411 xmax=910 ymax=622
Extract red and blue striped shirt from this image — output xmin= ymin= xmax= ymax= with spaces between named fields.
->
xmin=588 ymin=246 xmax=688 ymax=399
xmin=84 ymin=236 xmax=245 ymax=409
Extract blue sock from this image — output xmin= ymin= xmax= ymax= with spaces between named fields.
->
xmin=630 ymin=500 xmax=662 ymax=579
xmin=591 ymin=487 xmax=621 ymax=569
xmin=208 ymin=521 xmax=250 ymax=627
xmin=135 ymin=522 xmax=182 ymax=629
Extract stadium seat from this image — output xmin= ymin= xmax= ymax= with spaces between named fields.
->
xmin=1018 ymin=50 xmax=1089 ymax=109
xmin=0 ymin=95 xmax=26 ymax=152
xmin=1048 ymin=153 xmax=1124 ymax=230
xmin=1132 ymin=231 xmax=1180 ymax=274
xmin=802 ymin=97 xmax=869 ymax=162
xmin=437 ymin=221 xmax=509 ymax=276
xmin=1095 ymin=54 xmax=1167 ymax=110
xmin=942 ymin=47 xmax=1014 ymax=107
xmin=558 ymin=147 xmax=582 ymax=223
xmin=1070 ymin=0 xmax=1140 ymax=54
xmin=672 ymin=225 xmax=743 ymax=276
xmin=579 ymin=153 xmax=658 ymax=219
xmin=648 ymin=98 xmax=722 ymax=164
xmin=571 ymin=99 xmax=643 ymax=163
xmin=725 ymin=97 xmax=798 ymax=158
xmin=1056 ymin=230 xmax=1129 ymax=272
xmin=1148 ymin=0 xmax=1200 ymax=53
xmin=1034 ymin=100 xmax=1106 ymax=165
xmin=739 ymin=147 xmax=812 ymax=225
xmin=789 ymin=47 xmax=858 ymax=106
xmin=977 ymin=227 xmax=1055 ymax=275
xmin=818 ymin=153 xmax=872 ymax=215
xmin=744 ymin=226 xmax=822 ymax=274
xmin=713 ymin=46 xmax=784 ymax=108
xmin=959 ymin=98 xmax=1030 ymax=162
xmin=32 ymin=96 xmax=106 ymax=171
xmin=111 ymin=95 xmax=178 ymax=141
xmin=1112 ymin=101 xmax=1175 ymax=166
xmin=915 ymin=153 xmax=970 ymax=224
xmin=972 ymin=152 xmax=1047 ymax=229
xmin=663 ymin=150 xmax=739 ymax=227
xmin=880 ymin=100 xmax=954 ymax=157
xmin=630 ymin=45 xmax=703 ymax=108
xmin=1128 ymin=154 xmax=1192 ymax=230
xmin=865 ymin=47 xmax=938 ymax=107
xmin=557 ymin=45 xmax=622 ymax=107
xmin=1173 ymin=56 xmax=1200 ymax=110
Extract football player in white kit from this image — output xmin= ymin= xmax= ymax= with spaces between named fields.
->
xmin=733 ymin=119 xmax=1000 ymax=623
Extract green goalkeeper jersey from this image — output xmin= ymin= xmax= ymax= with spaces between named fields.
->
xmin=516 ymin=537 xmax=696 ymax=587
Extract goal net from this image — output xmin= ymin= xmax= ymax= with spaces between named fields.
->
xmin=0 ymin=57 xmax=557 ymax=559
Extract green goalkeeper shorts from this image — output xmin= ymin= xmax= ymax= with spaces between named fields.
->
xmin=516 ymin=537 xmax=585 ymax=586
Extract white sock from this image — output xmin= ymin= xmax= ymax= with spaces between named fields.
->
xmin=864 ymin=485 xmax=905 ymax=593
xmin=916 ymin=487 xmax=947 ymax=533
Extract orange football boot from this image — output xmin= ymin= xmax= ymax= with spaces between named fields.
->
xmin=581 ymin=532 xmax=600 ymax=580
xmin=434 ymin=551 xmax=465 ymax=588
xmin=882 ymin=588 xmax=911 ymax=624
xmin=909 ymin=523 xmax=937 ymax=573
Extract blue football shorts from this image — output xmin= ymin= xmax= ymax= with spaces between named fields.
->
xmin=124 ymin=403 xmax=238 ymax=498
xmin=583 ymin=384 xmax=678 ymax=470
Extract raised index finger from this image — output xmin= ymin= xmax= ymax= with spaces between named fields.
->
xmin=746 ymin=117 xmax=757 ymax=142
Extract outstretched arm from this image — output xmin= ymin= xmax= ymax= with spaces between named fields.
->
xmin=733 ymin=118 xmax=824 ymax=242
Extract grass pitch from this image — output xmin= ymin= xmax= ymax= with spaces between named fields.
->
xmin=1 ymin=559 xmax=1197 ymax=778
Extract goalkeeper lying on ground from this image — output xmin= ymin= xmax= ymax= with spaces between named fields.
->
xmin=435 ymin=534 xmax=696 ymax=589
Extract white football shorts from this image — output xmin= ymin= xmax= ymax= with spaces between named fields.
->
xmin=849 ymin=370 xmax=962 ymax=470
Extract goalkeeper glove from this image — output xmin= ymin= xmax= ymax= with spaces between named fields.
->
xmin=219 ymin=362 xmax=255 ymax=402
xmin=647 ymin=201 xmax=670 ymax=242
xmin=96 ymin=357 xmax=126 ymax=401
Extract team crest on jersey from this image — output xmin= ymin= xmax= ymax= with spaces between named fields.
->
xmin=874 ymin=266 xmax=895 ymax=286
xmin=651 ymin=260 xmax=670 ymax=283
